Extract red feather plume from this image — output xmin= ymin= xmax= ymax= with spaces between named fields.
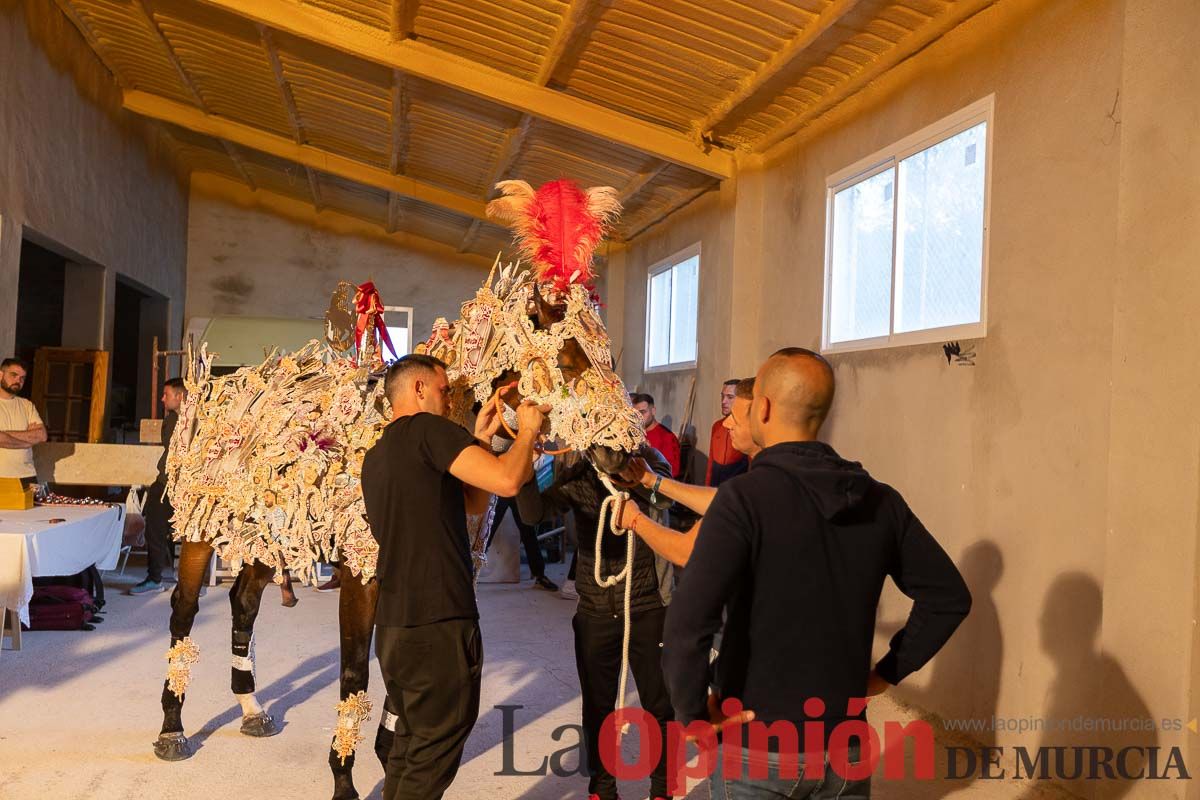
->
xmin=487 ymin=179 xmax=621 ymax=289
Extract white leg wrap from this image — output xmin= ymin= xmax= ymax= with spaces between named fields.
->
xmin=231 ymin=632 xmax=255 ymax=678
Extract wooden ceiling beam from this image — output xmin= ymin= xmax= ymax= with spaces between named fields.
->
xmin=390 ymin=70 xmax=409 ymax=175
xmin=623 ymin=182 xmax=716 ymax=242
xmin=757 ymin=0 xmax=1001 ymax=152
xmin=390 ymin=0 xmax=418 ymax=43
xmin=696 ymin=0 xmax=864 ymax=140
xmin=458 ymin=220 xmax=483 ymax=254
xmin=133 ymin=0 xmax=258 ymax=189
xmin=259 ymin=25 xmax=305 ymax=145
xmin=619 ymin=161 xmax=669 ymax=205
xmin=124 ymin=90 xmax=491 ymax=223
xmin=306 ymin=167 xmax=324 ymax=211
xmin=457 ymin=114 xmax=533 ymax=253
xmin=187 ymin=0 xmax=733 ymax=178
xmin=387 ymin=193 xmax=403 ymax=233
xmin=535 ymin=0 xmax=591 ymax=86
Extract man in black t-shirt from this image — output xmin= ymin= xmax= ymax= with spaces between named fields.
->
xmin=361 ymin=354 xmax=546 ymax=800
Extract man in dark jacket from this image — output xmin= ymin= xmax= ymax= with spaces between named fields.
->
xmin=518 ymin=445 xmax=676 ymax=800
xmin=131 ymin=378 xmax=187 ymax=595
xmin=663 ymin=348 xmax=972 ymax=797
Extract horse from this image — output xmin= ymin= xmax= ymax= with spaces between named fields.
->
xmin=329 ymin=257 xmax=646 ymax=799
xmin=153 ymin=339 xmax=389 ymax=762
xmin=152 ymin=179 xmax=646 ymax=800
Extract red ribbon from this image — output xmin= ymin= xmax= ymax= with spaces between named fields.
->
xmin=353 ymin=281 xmax=397 ymax=365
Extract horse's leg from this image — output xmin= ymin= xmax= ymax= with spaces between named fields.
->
xmin=329 ymin=562 xmax=379 ymax=800
xmin=154 ymin=539 xmax=212 ymax=761
xmin=229 ymin=560 xmax=280 ymax=736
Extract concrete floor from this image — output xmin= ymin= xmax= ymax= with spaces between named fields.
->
xmin=0 ymin=557 xmax=1062 ymax=800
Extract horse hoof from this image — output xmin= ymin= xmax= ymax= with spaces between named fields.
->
xmin=153 ymin=732 xmax=193 ymax=761
xmin=240 ymin=711 xmax=280 ymax=738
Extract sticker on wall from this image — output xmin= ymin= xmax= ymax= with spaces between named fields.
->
xmin=943 ymin=341 xmax=976 ymax=366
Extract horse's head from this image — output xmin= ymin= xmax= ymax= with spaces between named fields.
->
xmin=418 ymin=177 xmax=645 ymax=475
xmin=419 ymin=260 xmax=644 ymax=476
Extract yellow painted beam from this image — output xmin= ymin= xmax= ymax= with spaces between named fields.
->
xmin=757 ymin=0 xmax=1000 ymax=153
xmin=187 ymin=0 xmax=734 ymax=179
xmin=124 ymin=90 xmax=491 ymax=223
xmin=696 ymin=0 xmax=864 ymax=138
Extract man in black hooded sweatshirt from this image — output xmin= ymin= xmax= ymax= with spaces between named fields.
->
xmin=663 ymin=348 xmax=972 ymax=798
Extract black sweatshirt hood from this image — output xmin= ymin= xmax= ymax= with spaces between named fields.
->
xmin=750 ymin=441 xmax=873 ymax=520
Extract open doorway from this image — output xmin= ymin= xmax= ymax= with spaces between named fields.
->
xmin=109 ymin=280 xmax=144 ymax=436
xmin=111 ymin=277 xmax=168 ymax=441
xmin=14 ymin=231 xmax=169 ymax=442
xmin=13 ymin=239 xmax=67 ymax=391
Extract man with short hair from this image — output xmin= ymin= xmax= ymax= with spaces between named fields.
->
xmin=663 ymin=348 xmax=972 ymax=797
xmin=0 ymin=358 xmax=47 ymax=488
xmin=516 ymin=443 xmax=676 ymax=800
xmin=705 ymin=379 xmax=747 ymax=488
xmin=618 ymin=377 xmax=760 ymax=567
xmin=362 ymin=354 xmax=546 ymax=800
xmin=631 ymin=392 xmax=681 ymax=478
xmin=131 ymin=377 xmax=187 ymax=595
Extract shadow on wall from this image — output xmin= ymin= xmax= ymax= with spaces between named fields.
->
xmin=877 ymin=540 xmax=1004 ymax=799
xmin=879 ymin=561 xmax=1157 ymax=799
xmin=1014 ymin=572 xmax=1157 ymax=800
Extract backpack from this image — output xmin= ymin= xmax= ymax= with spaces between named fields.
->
xmin=25 ymin=585 xmax=101 ymax=631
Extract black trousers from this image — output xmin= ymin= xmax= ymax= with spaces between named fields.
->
xmin=375 ymin=618 xmax=483 ymax=800
xmin=485 ymin=495 xmax=546 ymax=578
xmin=574 ymin=606 xmax=675 ymax=799
xmin=143 ymin=479 xmax=175 ymax=583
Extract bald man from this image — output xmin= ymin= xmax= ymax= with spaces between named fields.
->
xmin=662 ymin=347 xmax=972 ymax=797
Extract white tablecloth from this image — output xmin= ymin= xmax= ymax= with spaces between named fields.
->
xmin=0 ymin=505 xmax=123 ymax=625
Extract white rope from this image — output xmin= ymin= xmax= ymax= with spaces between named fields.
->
xmin=593 ymin=468 xmax=636 ymax=736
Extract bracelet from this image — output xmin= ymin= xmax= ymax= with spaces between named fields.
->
xmin=650 ymin=475 xmax=663 ymax=505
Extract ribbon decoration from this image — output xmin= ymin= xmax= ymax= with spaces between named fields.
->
xmin=353 ymin=281 xmax=398 ymax=365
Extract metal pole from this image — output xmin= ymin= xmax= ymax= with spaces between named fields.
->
xmin=151 ymin=335 xmax=160 ymax=420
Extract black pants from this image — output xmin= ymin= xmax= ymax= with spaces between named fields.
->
xmin=574 ymin=606 xmax=675 ymax=799
xmin=143 ymin=479 xmax=175 ymax=583
xmin=376 ymin=618 xmax=483 ymax=800
xmin=485 ymin=496 xmax=546 ymax=578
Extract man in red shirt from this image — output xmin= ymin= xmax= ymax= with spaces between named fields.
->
xmin=705 ymin=378 xmax=748 ymax=487
xmin=631 ymin=393 xmax=681 ymax=478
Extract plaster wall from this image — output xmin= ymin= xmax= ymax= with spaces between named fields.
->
xmin=616 ymin=188 xmax=736 ymax=476
xmin=185 ymin=177 xmax=492 ymax=345
xmin=0 ymin=2 xmax=188 ymax=359
xmin=619 ymin=1 xmax=1200 ymax=794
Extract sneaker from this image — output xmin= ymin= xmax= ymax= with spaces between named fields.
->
xmin=559 ymin=579 xmax=578 ymax=600
xmin=532 ymin=575 xmax=559 ymax=592
xmin=315 ymin=575 xmax=341 ymax=592
xmin=128 ymin=579 xmax=165 ymax=595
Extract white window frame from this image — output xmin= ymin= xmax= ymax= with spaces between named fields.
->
xmin=644 ymin=242 xmax=701 ymax=373
xmin=822 ymin=95 xmax=994 ymax=354
xmin=383 ymin=305 xmax=413 ymax=358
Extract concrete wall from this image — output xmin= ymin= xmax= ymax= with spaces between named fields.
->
xmin=612 ymin=188 xmax=737 ymax=476
xmin=186 ymin=175 xmax=492 ymax=344
xmin=0 ymin=2 xmax=188 ymax=359
xmin=618 ymin=0 xmax=1200 ymax=794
